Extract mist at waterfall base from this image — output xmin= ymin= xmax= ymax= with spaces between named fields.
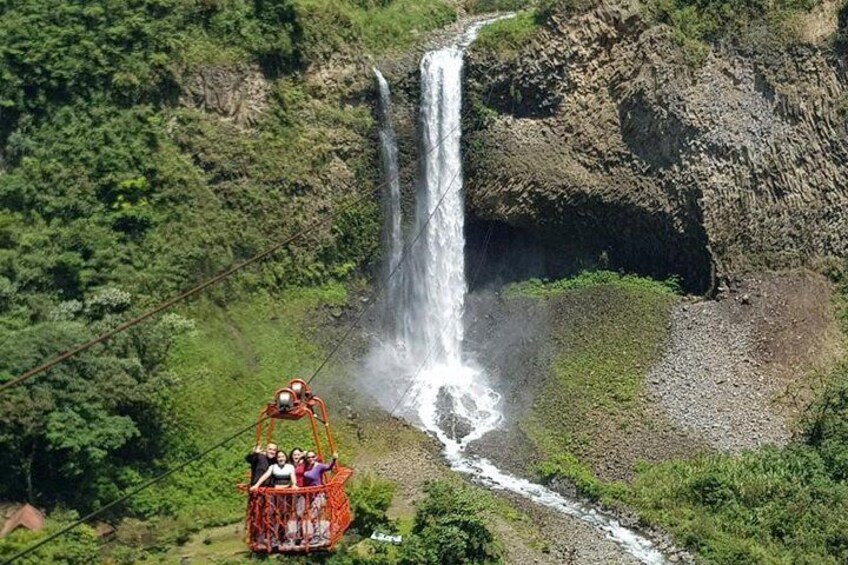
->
xmin=364 ymin=23 xmax=504 ymax=457
xmin=360 ymin=17 xmax=666 ymax=565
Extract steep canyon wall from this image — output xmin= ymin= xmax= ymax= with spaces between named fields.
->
xmin=463 ymin=1 xmax=848 ymax=292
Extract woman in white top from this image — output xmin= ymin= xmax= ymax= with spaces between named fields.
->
xmin=251 ymin=451 xmax=296 ymax=490
xmin=250 ymin=450 xmax=297 ymax=549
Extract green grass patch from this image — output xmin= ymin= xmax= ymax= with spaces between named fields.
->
xmin=474 ymin=11 xmax=540 ymax=59
xmin=505 ymin=270 xmax=682 ymax=298
xmin=293 ymin=0 xmax=457 ymax=59
xmin=512 ymin=271 xmax=677 ymax=470
xmin=538 ymin=453 xmax=628 ymax=503
xmin=467 ymin=0 xmax=535 ymax=14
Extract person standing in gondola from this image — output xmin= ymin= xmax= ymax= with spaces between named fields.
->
xmin=246 ymin=443 xmax=277 ymax=486
xmin=245 ymin=443 xmax=277 ymax=548
xmin=302 ymin=451 xmax=338 ymax=546
xmin=251 ymin=450 xmax=296 ymax=549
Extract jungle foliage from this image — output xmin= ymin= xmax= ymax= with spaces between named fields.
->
xmin=627 ymin=366 xmax=848 ymax=564
xmin=0 ymin=0 xmax=454 ymax=534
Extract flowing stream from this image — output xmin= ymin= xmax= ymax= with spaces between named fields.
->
xmin=371 ymin=18 xmax=666 ymax=565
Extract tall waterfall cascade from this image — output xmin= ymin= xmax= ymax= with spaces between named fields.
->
xmin=369 ymin=17 xmax=666 ymax=564
xmin=373 ymin=68 xmax=403 ymax=331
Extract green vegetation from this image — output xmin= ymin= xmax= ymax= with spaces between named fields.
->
xmin=617 ymin=270 xmax=848 ymax=563
xmin=474 ymin=11 xmax=540 ymax=58
xmin=398 ymin=481 xmax=501 ymax=565
xmin=510 ymin=271 xmax=678 ymax=458
xmin=295 ymin=0 xmax=455 ymax=59
xmin=626 ymin=366 xmax=848 ymax=564
xmin=125 ymin=287 xmax=348 ymax=523
xmin=349 ymin=474 xmax=398 ymax=535
xmin=0 ymin=0 xmax=458 ymax=560
xmin=0 ymin=511 xmax=98 ymax=565
xmin=506 ymin=270 xmax=682 ymax=298
xmin=467 ymin=0 xmax=534 ymax=13
xmin=645 ymin=0 xmax=821 ymax=64
xmin=532 ymin=267 xmax=848 ymax=563
xmin=538 ymin=452 xmax=627 ymax=503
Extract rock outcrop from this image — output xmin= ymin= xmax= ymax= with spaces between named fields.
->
xmin=464 ymin=2 xmax=848 ymax=292
xmin=179 ymin=64 xmax=271 ymax=126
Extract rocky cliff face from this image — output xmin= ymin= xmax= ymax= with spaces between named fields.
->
xmin=464 ymin=2 xmax=848 ymax=292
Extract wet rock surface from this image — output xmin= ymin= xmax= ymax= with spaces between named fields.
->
xmin=434 ymin=387 xmax=476 ymax=441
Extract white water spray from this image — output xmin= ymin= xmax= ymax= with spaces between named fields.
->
xmin=373 ymin=68 xmax=403 ymax=330
xmin=369 ymin=18 xmax=666 ymax=565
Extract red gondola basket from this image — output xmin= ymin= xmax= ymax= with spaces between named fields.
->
xmin=238 ymin=379 xmax=354 ymax=554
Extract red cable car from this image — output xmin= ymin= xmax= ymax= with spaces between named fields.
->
xmin=238 ymin=379 xmax=353 ymax=554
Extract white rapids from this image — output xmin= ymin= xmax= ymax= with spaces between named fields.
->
xmin=369 ymin=17 xmax=666 ymax=565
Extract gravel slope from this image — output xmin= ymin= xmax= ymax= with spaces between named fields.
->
xmin=648 ymin=271 xmax=840 ymax=452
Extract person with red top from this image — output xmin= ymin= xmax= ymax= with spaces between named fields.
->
xmin=289 ymin=447 xmax=305 ymax=487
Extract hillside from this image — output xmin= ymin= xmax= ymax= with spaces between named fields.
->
xmin=2 ymin=1 xmax=848 ymax=564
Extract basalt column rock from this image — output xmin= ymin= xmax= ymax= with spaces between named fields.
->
xmin=464 ymin=1 xmax=848 ymax=292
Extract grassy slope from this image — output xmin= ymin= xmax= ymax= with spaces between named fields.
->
xmin=508 ymin=274 xmax=679 ymax=474
xmin=515 ymin=271 xmax=848 ymax=563
xmin=104 ymin=286 xmax=351 ymax=554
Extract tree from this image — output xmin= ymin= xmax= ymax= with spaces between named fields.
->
xmin=399 ymin=481 xmax=500 ymax=565
xmin=0 ymin=294 xmax=186 ymax=509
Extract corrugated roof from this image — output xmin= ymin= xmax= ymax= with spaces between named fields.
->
xmin=0 ymin=504 xmax=45 ymax=538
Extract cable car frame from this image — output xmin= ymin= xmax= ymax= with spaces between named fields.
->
xmin=238 ymin=379 xmax=353 ymax=554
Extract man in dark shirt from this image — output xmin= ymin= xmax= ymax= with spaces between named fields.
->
xmin=246 ymin=442 xmax=277 ymax=487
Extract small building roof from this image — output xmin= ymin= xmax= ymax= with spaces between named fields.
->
xmin=0 ymin=504 xmax=45 ymax=538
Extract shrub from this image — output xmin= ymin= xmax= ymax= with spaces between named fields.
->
xmin=0 ymin=511 xmax=99 ymax=565
xmin=474 ymin=11 xmax=540 ymax=59
xmin=348 ymin=474 xmax=397 ymax=534
xmin=399 ymin=481 xmax=500 ymax=565
xmin=806 ymin=362 xmax=848 ymax=481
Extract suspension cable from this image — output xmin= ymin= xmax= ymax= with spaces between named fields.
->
xmin=3 ymin=128 xmax=469 ymax=565
xmin=0 ymin=99 xmax=468 ymax=396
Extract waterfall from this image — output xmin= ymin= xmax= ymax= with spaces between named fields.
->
xmin=366 ymin=17 xmax=666 ymax=565
xmin=373 ymin=69 xmax=403 ymax=331
xmin=403 ymin=46 xmax=467 ymax=365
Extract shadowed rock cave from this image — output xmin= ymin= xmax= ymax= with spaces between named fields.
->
xmin=465 ymin=201 xmax=714 ymax=295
